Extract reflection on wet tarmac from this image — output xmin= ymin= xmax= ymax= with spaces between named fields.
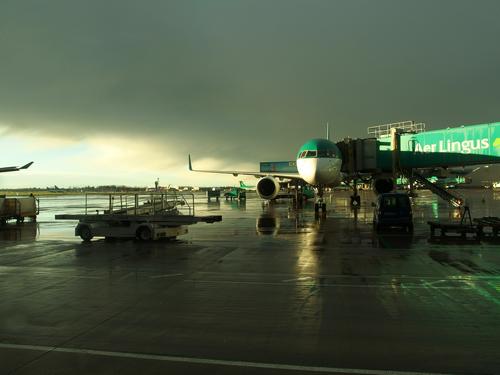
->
xmin=373 ymin=232 xmax=414 ymax=249
xmin=0 ymin=223 xmax=38 ymax=241
xmin=1 ymin=189 xmax=500 ymax=375
xmin=2 ymin=189 xmax=499 ymax=251
xmin=256 ymin=209 xmax=280 ymax=236
xmin=224 ymin=199 xmax=246 ymax=211
xmin=256 ymin=206 xmax=323 ymax=237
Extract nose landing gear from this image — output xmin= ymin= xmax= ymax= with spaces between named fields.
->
xmin=314 ymin=202 xmax=327 ymax=212
xmin=314 ymin=186 xmax=327 ymax=213
xmin=349 ymin=178 xmax=361 ymax=208
xmin=350 ymin=195 xmax=361 ymax=207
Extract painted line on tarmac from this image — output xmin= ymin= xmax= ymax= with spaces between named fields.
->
xmin=150 ymin=273 xmax=184 ymax=279
xmin=0 ymin=342 xmax=454 ymax=375
xmin=283 ymin=276 xmax=315 ymax=282
xmin=184 ymin=279 xmax=472 ymax=290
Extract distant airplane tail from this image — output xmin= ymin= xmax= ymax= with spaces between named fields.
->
xmin=0 ymin=161 xmax=34 ymax=173
xmin=21 ymin=162 xmax=34 ymax=169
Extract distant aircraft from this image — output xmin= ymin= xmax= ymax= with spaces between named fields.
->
xmin=189 ymin=126 xmax=341 ymax=211
xmin=0 ymin=162 xmax=33 ymax=173
xmin=224 ymin=187 xmax=246 ymax=200
xmin=47 ymin=185 xmax=64 ymax=193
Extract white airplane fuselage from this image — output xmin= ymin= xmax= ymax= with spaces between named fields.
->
xmin=295 ymin=138 xmax=343 ymax=187
xmin=296 ymin=157 xmax=342 ymax=186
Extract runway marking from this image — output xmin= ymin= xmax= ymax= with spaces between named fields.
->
xmin=283 ymin=276 xmax=314 ymax=282
xmin=184 ymin=279 xmax=472 ymax=290
xmin=150 ymin=273 xmax=184 ymax=279
xmin=33 ymin=272 xmax=102 ymax=279
xmin=0 ymin=342 xmax=454 ymax=375
xmin=196 ymin=271 xmax=500 ymax=281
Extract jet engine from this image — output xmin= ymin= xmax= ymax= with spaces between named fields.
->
xmin=256 ymin=176 xmax=281 ymax=200
xmin=373 ymin=178 xmax=394 ymax=195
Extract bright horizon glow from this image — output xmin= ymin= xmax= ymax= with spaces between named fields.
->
xmin=0 ymin=130 xmax=260 ymax=189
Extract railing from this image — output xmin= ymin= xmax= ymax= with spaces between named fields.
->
xmin=83 ymin=192 xmax=195 ymax=216
xmin=368 ymin=121 xmax=426 ymax=138
xmin=408 ymin=170 xmax=464 ymax=208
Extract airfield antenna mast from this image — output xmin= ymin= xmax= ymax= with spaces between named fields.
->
xmin=326 ymin=122 xmax=330 ymax=140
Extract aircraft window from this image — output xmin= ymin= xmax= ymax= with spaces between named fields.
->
xmin=306 ymin=150 xmax=317 ymax=157
xmin=299 ymin=151 xmax=307 ymax=158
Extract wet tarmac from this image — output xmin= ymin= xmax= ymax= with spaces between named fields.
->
xmin=1 ymin=189 xmax=500 ymax=374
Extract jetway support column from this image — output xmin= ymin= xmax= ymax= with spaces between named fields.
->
xmin=407 ymin=168 xmax=418 ymax=197
xmin=391 ymin=128 xmax=401 ymax=178
xmin=345 ymin=138 xmax=361 ymax=207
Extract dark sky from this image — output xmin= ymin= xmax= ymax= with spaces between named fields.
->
xmin=1 ymin=0 xmax=500 ymax=183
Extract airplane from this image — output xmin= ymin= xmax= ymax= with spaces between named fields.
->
xmin=224 ymin=186 xmax=246 ymax=200
xmin=0 ymin=161 xmax=33 ymax=173
xmin=240 ymin=179 xmax=316 ymax=201
xmin=46 ymin=185 xmax=64 ymax=193
xmin=189 ymin=121 xmax=500 ymax=211
xmin=189 ymin=126 xmax=342 ymax=211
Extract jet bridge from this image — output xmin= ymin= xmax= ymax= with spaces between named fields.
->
xmin=338 ymin=121 xmax=500 ymax=174
xmin=259 ymin=121 xmax=500 ymax=206
xmin=338 ymin=121 xmax=500 ymax=206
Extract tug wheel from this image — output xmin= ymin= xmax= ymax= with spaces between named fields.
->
xmin=79 ymin=225 xmax=93 ymax=242
xmin=137 ymin=226 xmax=152 ymax=241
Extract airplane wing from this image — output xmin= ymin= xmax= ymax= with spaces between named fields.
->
xmin=0 ymin=162 xmax=33 ymax=173
xmin=189 ymin=155 xmax=301 ymax=179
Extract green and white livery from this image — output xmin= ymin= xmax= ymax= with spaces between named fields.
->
xmin=189 ymin=125 xmax=342 ymax=211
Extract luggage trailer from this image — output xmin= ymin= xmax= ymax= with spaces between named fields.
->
xmin=55 ymin=192 xmax=221 ymax=241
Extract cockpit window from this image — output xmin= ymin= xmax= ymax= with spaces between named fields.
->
xmin=317 ymin=150 xmax=336 ymax=158
xmin=299 ymin=148 xmax=337 ymax=158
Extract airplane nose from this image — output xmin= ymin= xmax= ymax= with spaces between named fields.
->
xmin=297 ymin=158 xmax=318 ymax=185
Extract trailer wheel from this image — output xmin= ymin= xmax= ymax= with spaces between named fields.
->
xmin=79 ymin=225 xmax=93 ymax=242
xmin=137 ymin=226 xmax=152 ymax=241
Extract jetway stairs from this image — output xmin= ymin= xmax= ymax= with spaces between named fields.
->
xmin=403 ymin=169 xmax=463 ymax=207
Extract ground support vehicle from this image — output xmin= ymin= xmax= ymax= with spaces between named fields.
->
xmin=55 ymin=192 xmax=221 ymax=241
xmin=0 ymin=195 xmax=39 ymax=225
xmin=373 ymin=192 xmax=413 ymax=232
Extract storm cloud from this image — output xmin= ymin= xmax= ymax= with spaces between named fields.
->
xmin=1 ymin=0 xmax=500 ymax=181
